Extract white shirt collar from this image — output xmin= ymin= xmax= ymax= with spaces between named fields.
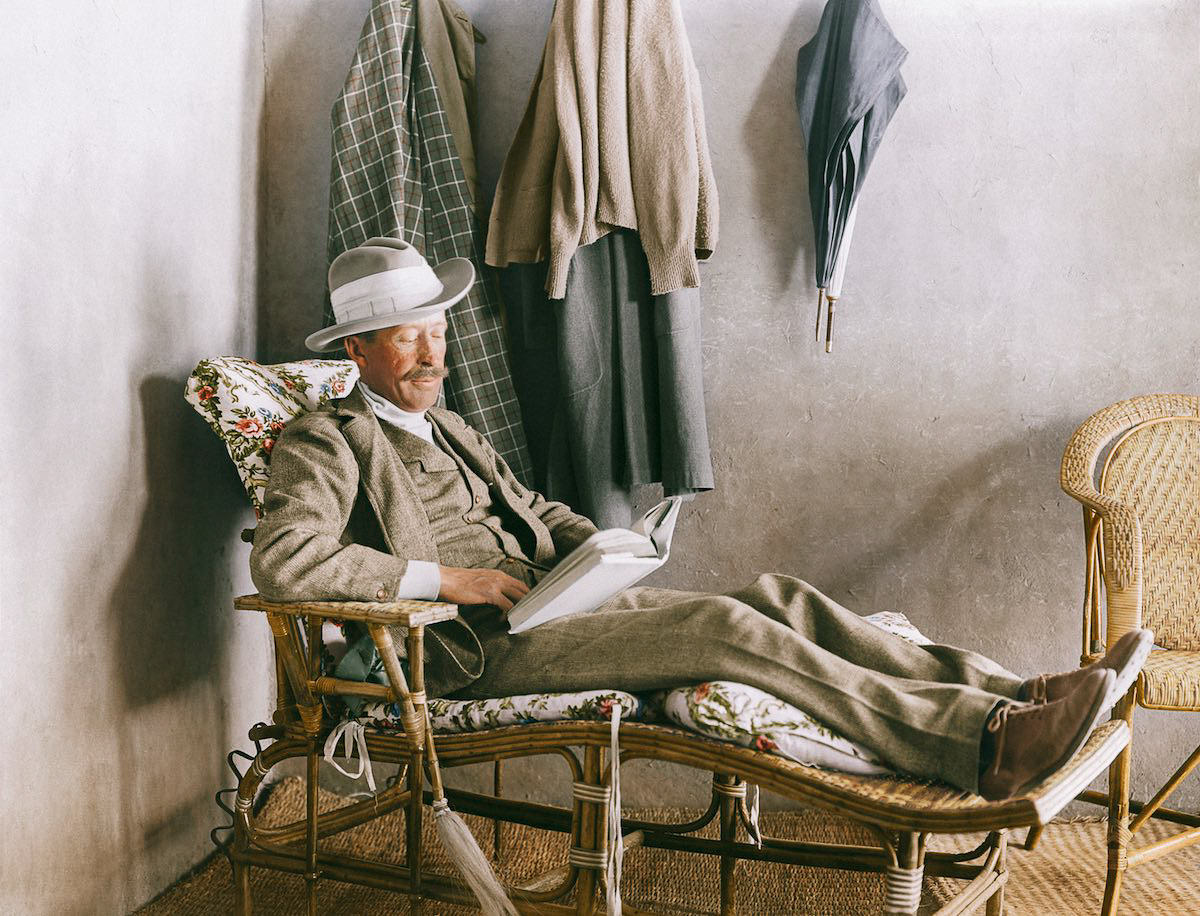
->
xmin=358 ymin=381 xmax=435 ymax=444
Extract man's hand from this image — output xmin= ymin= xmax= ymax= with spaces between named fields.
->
xmin=438 ymin=566 xmax=530 ymax=615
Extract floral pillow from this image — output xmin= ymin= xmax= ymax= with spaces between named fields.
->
xmin=356 ymin=690 xmax=646 ymax=734
xmin=185 ymin=357 xmax=359 ymax=517
xmin=657 ymin=611 xmax=934 ymax=775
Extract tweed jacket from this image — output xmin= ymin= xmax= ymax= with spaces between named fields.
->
xmin=250 ymin=386 xmax=597 ymax=695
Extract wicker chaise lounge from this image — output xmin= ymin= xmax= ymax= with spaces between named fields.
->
xmin=224 ymin=593 xmax=1129 ymax=916
xmin=189 ymin=358 xmax=1133 ymax=914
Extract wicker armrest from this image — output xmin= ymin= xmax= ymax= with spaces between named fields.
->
xmin=240 ymin=593 xmax=451 ymax=749
xmin=234 ymin=593 xmax=458 ymax=628
xmin=1060 ymin=404 xmax=1150 ymax=599
xmin=1061 ymin=395 xmax=1199 ymax=588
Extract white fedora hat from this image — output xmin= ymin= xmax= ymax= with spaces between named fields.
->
xmin=305 ymin=237 xmax=475 ymax=352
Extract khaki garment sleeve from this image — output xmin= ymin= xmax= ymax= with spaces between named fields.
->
xmin=484 ymin=19 xmax=561 ymax=268
xmin=627 ymin=0 xmax=702 ymax=294
xmin=250 ymin=414 xmax=410 ymax=603
xmin=418 ymin=0 xmax=479 ymax=204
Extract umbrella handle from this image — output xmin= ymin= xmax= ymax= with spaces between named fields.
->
xmin=824 ymin=294 xmax=837 ymax=354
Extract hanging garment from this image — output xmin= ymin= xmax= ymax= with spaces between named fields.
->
xmin=325 ymin=0 xmax=531 ymax=480
xmin=503 ymin=230 xmax=714 ymax=529
xmin=485 ymin=0 xmax=719 ymax=299
xmin=416 ymin=0 xmax=480 ymax=205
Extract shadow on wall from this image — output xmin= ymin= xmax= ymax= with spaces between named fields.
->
xmin=816 ymin=414 xmax=1081 ymax=655
xmin=105 ymin=375 xmax=250 ymax=878
xmin=741 ymin=1 xmax=822 ymax=291
xmin=109 ymin=375 xmax=241 ymax=706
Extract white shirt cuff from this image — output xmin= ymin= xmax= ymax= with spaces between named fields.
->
xmin=396 ymin=559 xmax=441 ymax=601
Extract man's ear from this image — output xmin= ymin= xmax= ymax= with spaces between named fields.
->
xmin=344 ymin=335 xmax=366 ymax=369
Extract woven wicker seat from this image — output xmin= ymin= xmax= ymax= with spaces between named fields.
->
xmin=1059 ymin=393 xmax=1200 ymax=914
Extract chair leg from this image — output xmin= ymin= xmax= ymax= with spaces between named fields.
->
xmin=574 ymin=745 xmax=603 ymax=916
xmin=1102 ymin=694 xmax=1135 ymax=916
xmin=883 ymin=832 xmax=926 ymax=916
xmin=1021 ymin=823 xmax=1044 ymax=851
xmin=407 ymin=749 xmax=424 ymax=914
xmin=233 ymin=860 xmax=252 ymax=916
xmin=305 ymin=741 xmax=320 ymax=916
xmin=985 ymin=831 xmax=1007 ymax=916
xmin=493 ymin=759 xmax=505 ymax=860
xmin=985 ymin=880 xmax=1005 ymax=916
xmin=715 ymin=773 xmax=740 ymax=915
xmin=232 ymin=756 xmax=255 ymax=916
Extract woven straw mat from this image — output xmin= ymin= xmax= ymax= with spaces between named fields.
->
xmin=137 ymin=777 xmax=1200 ymax=914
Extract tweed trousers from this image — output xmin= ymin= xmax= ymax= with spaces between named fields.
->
xmin=455 ymin=573 xmax=1025 ymax=793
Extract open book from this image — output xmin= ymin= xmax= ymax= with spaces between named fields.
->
xmin=507 ymin=498 xmax=684 ymax=634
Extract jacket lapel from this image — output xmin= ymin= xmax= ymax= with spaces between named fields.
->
xmin=427 ymin=408 xmax=496 ymax=483
xmin=428 ymin=408 xmax=557 ymax=564
xmin=336 ymin=388 xmax=439 ymax=563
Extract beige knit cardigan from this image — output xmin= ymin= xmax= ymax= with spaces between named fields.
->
xmin=484 ymin=0 xmax=718 ymax=298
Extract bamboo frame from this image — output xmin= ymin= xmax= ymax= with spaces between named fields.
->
xmin=226 ymin=592 xmax=1134 ymax=915
xmin=1059 ymin=395 xmax=1200 ymax=915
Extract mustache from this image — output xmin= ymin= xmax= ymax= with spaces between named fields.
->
xmin=400 ymin=366 xmax=450 ymax=381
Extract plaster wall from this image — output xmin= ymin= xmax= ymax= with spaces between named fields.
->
xmin=0 ymin=2 xmax=269 ymax=912
xmin=262 ymin=0 xmax=1200 ymax=811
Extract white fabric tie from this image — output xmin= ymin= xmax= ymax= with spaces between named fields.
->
xmin=747 ymin=783 xmax=762 ymax=848
xmin=323 ymin=720 xmax=377 ymax=796
xmin=606 ymin=702 xmax=624 ymax=916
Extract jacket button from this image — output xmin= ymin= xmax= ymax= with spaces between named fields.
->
xmin=474 ymin=495 xmax=482 ymax=505
xmin=376 ymin=588 xmax=388 ymax=600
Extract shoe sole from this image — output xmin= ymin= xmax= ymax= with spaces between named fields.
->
xmin=1010 ymin=671 xmax=1115 ymax=800
xmin=1093 ymin=630 xmax=1154 ymax=728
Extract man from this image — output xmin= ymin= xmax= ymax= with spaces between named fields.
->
xmin=252 ymin=238 xmax=1151 ymax=800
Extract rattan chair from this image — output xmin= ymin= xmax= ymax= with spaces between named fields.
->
xmin=1059 ymin=393 xmax=1200 ymax=914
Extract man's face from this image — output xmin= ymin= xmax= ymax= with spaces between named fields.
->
xmin=345 ymin=314 xmax=449 ymax=412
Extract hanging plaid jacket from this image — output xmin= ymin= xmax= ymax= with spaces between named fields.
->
xmin=326 ymin=0 xmax=532 ymax=480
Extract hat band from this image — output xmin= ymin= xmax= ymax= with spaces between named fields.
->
xmin=331 ymin=264 xmax=445 ymax=322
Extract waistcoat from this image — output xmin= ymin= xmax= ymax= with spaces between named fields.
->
xmin=378 ymin=421 xmax=543 ymax=576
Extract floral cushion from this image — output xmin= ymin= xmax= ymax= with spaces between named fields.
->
xmin=357 ymin=690 xmax=646 ymax=733
xmin=185 ymin=357 xmax=358 ymax=516
xmin=658 ymin=612 xmax=933 ymax=774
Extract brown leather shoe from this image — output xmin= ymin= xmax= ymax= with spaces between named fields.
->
xmin=1020 ymin=628 xmax=1153 ymax=715
xmin=979 ymin=667 xmax=1115 ymax=801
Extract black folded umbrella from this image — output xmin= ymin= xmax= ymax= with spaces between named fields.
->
xmin=796 ymin=0 xmax=907 ymax=352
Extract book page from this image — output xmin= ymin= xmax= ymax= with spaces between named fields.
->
xmin=508 ymin=555 xmax=662 ymax=634
xmin=506 ymin=497 xmax=684 ymax=633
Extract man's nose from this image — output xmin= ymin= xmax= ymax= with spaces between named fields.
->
xmin=415 ymin=335 xmax=438 ymax=363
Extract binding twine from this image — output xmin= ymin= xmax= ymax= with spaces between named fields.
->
xmin=606 ymin=702 xmax=624 ymax=916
